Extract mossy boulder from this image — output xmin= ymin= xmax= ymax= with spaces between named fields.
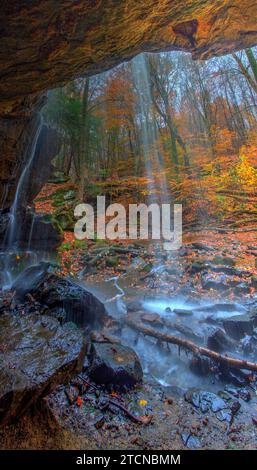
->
xmin=54 ymin=208 xmax=75 ymax=231
xmin=106 ymin=256 xmax=119 ymax=268
xmin=212 ymin=256 xmax=236 ymax=267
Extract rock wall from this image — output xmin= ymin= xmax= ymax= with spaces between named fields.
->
xmin=0 ymin=0 xmax=256 ymax=209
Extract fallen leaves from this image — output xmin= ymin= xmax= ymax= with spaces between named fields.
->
xmin=76 ymin=396 xmax=83 ymax=407
xmin=138 ymin=399 xmax=148 ymax=407
xmin=138 ymin=414 xmax=153 ymax=425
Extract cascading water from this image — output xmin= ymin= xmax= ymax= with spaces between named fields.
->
xmin=1 ymin=114 xmax=43 ymax=289
xmin=132 ymin=54 xmax=170 ymax=204
xmin=132 ymin=54 xmax=178 ymax=256
xmin=7 ymin=114 xmax=43 ymax=248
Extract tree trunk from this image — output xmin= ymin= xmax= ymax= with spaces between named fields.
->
xmin=78 ymin=78 xmax=90 ymax=199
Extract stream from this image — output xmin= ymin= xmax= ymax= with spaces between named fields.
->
xmin=80 ymin=259 xmax=252 ymax=394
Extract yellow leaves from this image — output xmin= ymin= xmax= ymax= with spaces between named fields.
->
xmin=138 ymin=399 xmax=147 ymax=406
xmin=236 ymin=146 xmax=257 ymax=188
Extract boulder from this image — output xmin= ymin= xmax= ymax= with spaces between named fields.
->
xmin=0 ymin=210 xmax=63 ymax=251
xmin=185 ymin=389 xmax=230 ymax=416
xmin=12 ymin=262 xmax=53 ymax=300
xmin=0 ymin=313 xmax=86 ymax=426
xmin=191 ymin=242 xmax=214 ymax=252
xmin=189 ymin=260 xmax=207 ymax=274
xmin=105 ymin=256 xmax=119 ymax=268
xmin=173 ymin=308 xmax=193 ymax=317
xmin=12 ymin=267 xmax=108 ymax=329
xmin=219 ymin=364 xmax=253 ymax=386
xmin=211 ymin=256 xmax=235 ymax=267
xmin=48 ymin=170 xmax=69 ymax=184
xmin=53 ymin=208 xmax=75 ymax=231
xmin=181 ymin=433 xmax=201 ymax=449
xmin=207 ymin=328 xmax=235 ymax=353
xmin=223 ymin=315 xmax=254 ymax=340
xmin=30 ymin=272 xmax=108 ymax=329
xmin=88 ymin=342 xmax=143 ymax=387
xmin=251 ymin=276 xmax=257 ymax=288
xmin=141 ymin=312 xmax=164 ymax=326
xmin=202 ymin=274 xmax=237 ymax=291
xmin=19 ymin=213 xmax=63 ymax=251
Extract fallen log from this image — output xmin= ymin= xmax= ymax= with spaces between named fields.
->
xmin=124 ymin=317 xmax=257 ymax=372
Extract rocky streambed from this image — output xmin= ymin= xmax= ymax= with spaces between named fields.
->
xmin=0 ymin=237 xmax=257 ymax=449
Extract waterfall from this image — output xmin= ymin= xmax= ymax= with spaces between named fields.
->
xmin=131 ymin=54 xmax=173 ymax=254
xmin=1 ymin=114 xmax=43 ymax=289
xmin=7 ymin=114 xmax=43 ymax=248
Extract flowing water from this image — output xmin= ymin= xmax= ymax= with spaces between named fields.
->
xmin=82 ymin=264 xmax=247 ymax=393
xmin=1 ymin=114 xmax=43 ymax=289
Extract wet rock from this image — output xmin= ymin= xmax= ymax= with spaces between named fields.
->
xmin=234 ymin=282 xmax=250 ymax=295
xmin=88 ymin=342 xmax=143 ymax=387
xmin=171 ymin=322 xmax=202 ymax=342
xmin=223 ymin=315 xmax=254 ymax=340
xmin=164 ymin=266 xmax=181 ymax=276
xmin=0 ymin=210 xmax=63 ymax=251
xmin=94 ymin=415 xmax=105 ymax=429
xmin=173 ymin=308 xmax=193 ymax=316
xmin=178 ymin=246 xmax=188 ymax=257
xmin=202 ymin=274 xmax=237 ymax=291
xmin=30 ymin=272 xmax=108 ymax=329
xmin=216 ymin=409 xmax=232 ymax=422
xmin=126 ymin=300 xmax=142 ymax=312
xmin=185 ymin=389 xmax=228 ymax=414
xmin=189 ymin=261 xmax=207 ymax=274
xmin=106 ymin=256 xmax=119 ymax=268
xmin=224 ymin=385 xmax=240 ymax=398
xmin=195 ymin=303 xmax=243 ymax=314
xmin=222 ymin=366 xmax=253 ymax=386
xmin=141 ymin=313 xmax=163 ymax=326
xmin=217 ymin=390 xmax=233 ymax=401
xmin=240 ymin=334 xmax=254 ymax=354
xmin=0 ymin=313 xmax=86 ymax=426
xmin=191 ymin=242 xmax=214 ymax=252
xmin=12 ymin=262 xmax=53 ymax=300
xmin=211 ymin=256 xmax=235 ymax=267
xmin=24 ymin=213 xmax=64 ymax=251
xmin=181 ymin=433 xmax=201 ymax=449
xmin=209 ymin=265 xmax=248 ymax=277
xmin=207 ymin=328 xmax=235 ymax=353
xmin=53 ymin=208 xmax=74 ymax=231
xmin=238 ymin=388 xmax=251 ymax=402
xmin=48 ymin=170 xmax=70 ymax=184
